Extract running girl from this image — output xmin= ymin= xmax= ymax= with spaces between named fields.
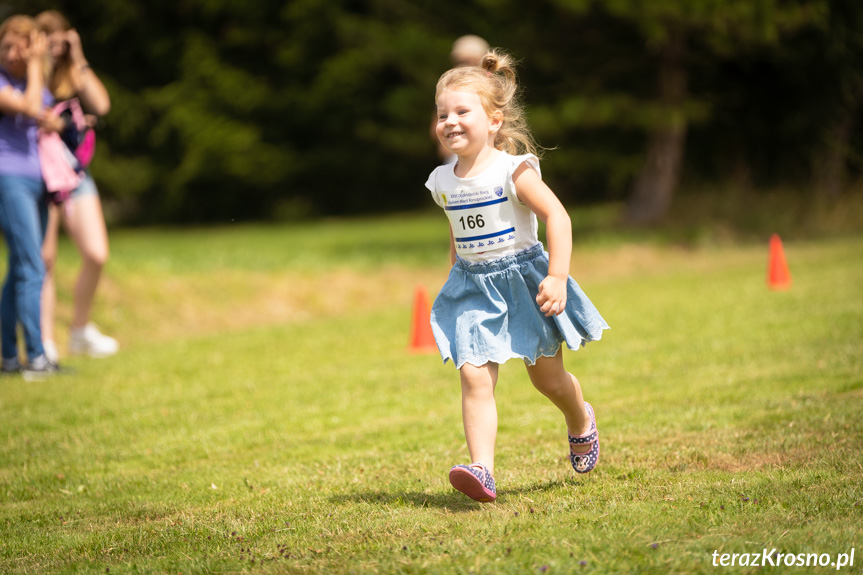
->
xmin=425 ymin=50 xmax=609 ymax=502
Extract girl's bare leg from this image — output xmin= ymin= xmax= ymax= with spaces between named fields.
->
xmin=63 ymin=194 xmax=109 ymax=329
xmin=526 ymin=349 xmax=591 ymax=454
xmin=459 ymin=362 xmax=499 ymax=474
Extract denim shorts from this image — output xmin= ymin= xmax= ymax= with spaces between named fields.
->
xmin=71 ymin=171 xmax=99 ymax=200
xmin=430 ymin=243 xmax=609 ymax=368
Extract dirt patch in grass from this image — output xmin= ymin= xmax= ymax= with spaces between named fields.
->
xmin=41 ymin=240 xmax=773 ymax=353
xmin=622 ymin=428 xmax=828 ymax=474
xmin=51 ymin=266 xmax=451 ymax=350
xmin=572 ymin=242 xmax=762 ymax=284
xmin=705 ymin=450 xmax=802 ymax=473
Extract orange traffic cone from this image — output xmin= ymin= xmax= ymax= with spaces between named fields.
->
xmin=767 ymin=233 xmax=792 ymax=290
xmin=409 ymin=285 xmax=438 ymax=353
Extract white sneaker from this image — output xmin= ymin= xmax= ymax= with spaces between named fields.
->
xmin=69 ymin=323 xmax=119 ymax=357
xmin=22 ymin=353 xmax=61 ymax=381
xmin=43 ymin=340 xmax=59 ymax=363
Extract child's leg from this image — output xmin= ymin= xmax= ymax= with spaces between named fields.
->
xmin=459 ymin=362 xmax=499 ymax=474
xmin=64 ymin=194 xmax=109 ymax=329
xmin=525 ymin=349 xmax=591 ymax=454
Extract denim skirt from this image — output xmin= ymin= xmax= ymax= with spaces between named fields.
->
xmin=431 ymin=243 xmax=609 ymax=368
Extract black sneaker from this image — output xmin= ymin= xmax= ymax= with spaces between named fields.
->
xmin=22 ymin=354 xmax=61 ymax=381
xmin=1 ymin=356 xmax=22 ymax=375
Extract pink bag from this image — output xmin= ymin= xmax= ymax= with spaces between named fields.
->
xmin=38 ymin=130 xmax=81 ymax=204
xmin=54 ymin=98 xmax=96 ymax=168
xmin=75 ymin=127 xmax=96 ymax=168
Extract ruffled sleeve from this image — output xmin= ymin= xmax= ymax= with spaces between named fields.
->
xmin=425 ymin=165 xmax=446 ymax=208
xmin=505 ymin=153 xmax=541 ymax=204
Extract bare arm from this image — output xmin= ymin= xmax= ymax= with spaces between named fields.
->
xmin=513 ymin=162 xmax=573 ymax=316
xmin=66 ymin=29 xmax=110 ymax=116
xmin=0 ymin=31 xmax=48 ymax=118
xmin=0 ymin=32 xmax=63 ymax=132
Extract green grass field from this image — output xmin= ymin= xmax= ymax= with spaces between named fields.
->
xmin=1 ymin=211 xmax=861 ymax=574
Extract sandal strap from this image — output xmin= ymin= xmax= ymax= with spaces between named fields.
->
xmin=569 ymin=402 xmax=600 ymax=474
xmin=568 ymin=402 xmax=598 ymax=445
xmin=568 ymin=429 xmax=598 ymax=445
xmin=461 ymin=463 xmax=496 ymax=491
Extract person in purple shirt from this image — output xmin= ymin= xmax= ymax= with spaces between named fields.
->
xmin=0 ymin=15 xmax=64 ymax=379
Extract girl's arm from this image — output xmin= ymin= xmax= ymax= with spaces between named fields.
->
xmin=0 ymin=84 xmax=35 ymax=117
xmin=0 ymin=32 xmax=64 ymax=132
xmin=0 ymin=31 xmax=47 ymax=118
xmin=512 ymin=162 xmax=572 ymax=317
xmin=66 ymin=29 xmax=110 ymax=116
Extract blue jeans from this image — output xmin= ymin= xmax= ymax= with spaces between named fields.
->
xmin=0 ymin=175 xmax=47 ymax=361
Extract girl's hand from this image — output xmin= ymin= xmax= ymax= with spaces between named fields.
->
xmin=37 ymin=109 xmax=64 ymax=133
xmin=536 ymin=275 xmax=567 ymax=317
xmin=27 ymin=31 xmax=48 ymax=62
xmin=66 ymin=29 xmax=87 ymax=64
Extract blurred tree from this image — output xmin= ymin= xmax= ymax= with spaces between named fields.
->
xmin=12 ymin=0 xmax=454 ymax=222
xmin=599 ymin=0 xmax=829 ymax=225
xmin=809 ymin=0 xmax=863 ymax=200
xmin=0 ymin=0 xmax=850 ymax=224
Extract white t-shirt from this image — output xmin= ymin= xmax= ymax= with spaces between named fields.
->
xmin=426 ymin=151 xmax=541 ymax=263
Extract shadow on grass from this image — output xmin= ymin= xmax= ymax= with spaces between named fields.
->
xmin=329 ymin=477 xmax=585 ymax=511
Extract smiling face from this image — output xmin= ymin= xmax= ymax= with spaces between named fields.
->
xmin=435 ymin=89 xmax=501 ymax=161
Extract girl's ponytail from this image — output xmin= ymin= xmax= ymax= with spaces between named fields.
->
xmin=436 ymin=48 xmax=540 ymax=157
xmin=482 ymin=50 xmax=537 ymax=157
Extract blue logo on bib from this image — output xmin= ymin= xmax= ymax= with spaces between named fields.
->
xmin=494 ymin=187 xmax=503 ymax=197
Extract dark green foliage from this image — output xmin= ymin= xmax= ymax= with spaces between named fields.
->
xmin=6 ymin=0 xmax=858 ymax=222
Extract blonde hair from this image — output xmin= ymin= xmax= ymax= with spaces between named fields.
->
xmin=35 ymin=10 xmax=77 ymax=100
xmin=0 ymin=15 xmax=36 ymax=43
xmin=435 ymin=49 xmax=539 ymax=157
xmin=0 ymin=15 xmax=51 ymax=82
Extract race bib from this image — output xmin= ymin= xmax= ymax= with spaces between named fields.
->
xmin=442 ymin=185 xmax=517 ymax=254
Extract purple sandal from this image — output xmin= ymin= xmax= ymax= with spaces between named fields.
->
xmin=449 ymin=463 xmax=496 ymax=502
xmin=568 ymin=402 xmax=599 ymax=474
